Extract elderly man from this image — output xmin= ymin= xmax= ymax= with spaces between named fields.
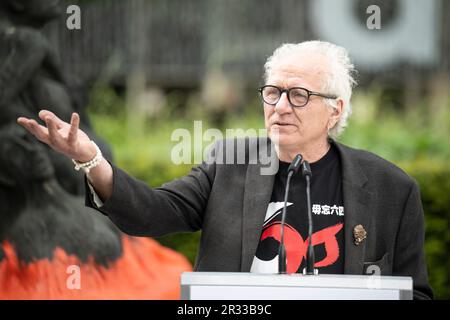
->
xmin=18 ymin=41 xmax=432 ymax=299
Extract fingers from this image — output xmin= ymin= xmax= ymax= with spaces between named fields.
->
xmin=17 ymin=117 xmax=50 ymax=144
xmin=68 ymin=112 xmax=80 ymax=145
xmin=38 ymin=110 xmax=66 ymax=129
xmin=18 ymin=110 xmax=73 ymax=150
xmin=17 ymin=117 xmax=28 ymax=127
xmin=45 ymin=115 xmax=65 ymax=147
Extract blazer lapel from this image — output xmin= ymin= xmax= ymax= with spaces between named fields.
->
xmin=334 ymin=141 xmax=374 ymax=275
xmin=240 ymin=140 xmax=276 ymax=272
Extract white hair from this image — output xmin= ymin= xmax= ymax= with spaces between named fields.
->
xmin=264 ymin=40 xmax=357 ymax=137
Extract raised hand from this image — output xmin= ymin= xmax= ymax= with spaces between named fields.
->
xmin=17 ymin=110 xmax=96 ymax=163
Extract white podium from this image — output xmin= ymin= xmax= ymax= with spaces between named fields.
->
xmin=181 ymin=272 xmax=413 ymax=300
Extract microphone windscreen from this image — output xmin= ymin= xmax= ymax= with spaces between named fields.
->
xmin=288 ymin=154 xmax=303 ymax=173
xmin=302 ymin=161 xmax=312 ymax=177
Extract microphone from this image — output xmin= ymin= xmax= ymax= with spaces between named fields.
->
xmin=278 ymin=154 xmax=302 ymax=274
xmin=301 ymin=161 xmax=317 ymax=275
xmin=288 ymin=154 xmax=302 ymax=174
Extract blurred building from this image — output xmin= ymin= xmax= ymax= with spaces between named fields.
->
xmin=46 ymin=0 xmax=449 ymax=90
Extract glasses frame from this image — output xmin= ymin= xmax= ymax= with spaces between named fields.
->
xmin=258 ymin=85 xmax=338 ymax=108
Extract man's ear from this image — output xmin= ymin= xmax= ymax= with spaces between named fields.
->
xmin=328 ymin=98 xmax=344 ymax=128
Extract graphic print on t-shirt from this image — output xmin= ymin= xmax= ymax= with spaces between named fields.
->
xmin=250 ymin=202 xmax=344 ymax=274
xmin=250 ymin=202 xmax=344 ymax=273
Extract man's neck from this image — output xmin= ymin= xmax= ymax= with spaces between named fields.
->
xmin=275 ymin=138 xmax=331 ymax=164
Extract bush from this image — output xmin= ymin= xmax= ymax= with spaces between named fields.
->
xmin=401 ymin=160 xmax=450 ymax=299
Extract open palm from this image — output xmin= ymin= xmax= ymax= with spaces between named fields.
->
xmin=17 ymin=110 xmax=96 ymax=162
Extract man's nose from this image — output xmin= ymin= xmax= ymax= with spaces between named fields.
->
xmin=274 ymin=92 xmax=292 ymax=114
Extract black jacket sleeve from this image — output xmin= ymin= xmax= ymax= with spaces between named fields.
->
xmin=393 ymin=181 xmax=433 ymax=299
xmin=85 ymin=160 xmax=215 ymax=237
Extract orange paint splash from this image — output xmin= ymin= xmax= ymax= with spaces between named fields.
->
xmin=0 ymin=236 xmax=192 ymax=300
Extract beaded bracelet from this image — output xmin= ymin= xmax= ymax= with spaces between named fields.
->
xmin=72 ymin=141 xmax=103 ymax=174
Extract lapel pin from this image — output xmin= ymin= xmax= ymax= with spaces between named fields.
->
xmin=353 ymin=224 xmax=367 ymax=246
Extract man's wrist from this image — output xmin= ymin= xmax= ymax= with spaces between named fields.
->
xmin=72 ymin=141 xmax=103 ymax=174
xmin=74 ymin=141 xmax=97 ymax=163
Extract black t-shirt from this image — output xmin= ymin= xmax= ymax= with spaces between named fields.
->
xmin=250 ymin=143 xmax=345 ymax=274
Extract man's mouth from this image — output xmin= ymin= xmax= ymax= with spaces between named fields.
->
xmin=272 ymin=121 xmax=294 ymax=126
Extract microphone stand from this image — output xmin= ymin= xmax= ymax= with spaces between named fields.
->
xmin=278 ymin=154 xmax=302 ymax=274
xmin=302 ymin=161 xmax=317 ymax=275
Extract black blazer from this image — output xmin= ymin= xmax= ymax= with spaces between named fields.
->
xmin=85 ymin=138 xmax=433 ymax=299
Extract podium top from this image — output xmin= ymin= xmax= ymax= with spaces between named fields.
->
xmin=181 ymin=272 xmax=413 ymax=291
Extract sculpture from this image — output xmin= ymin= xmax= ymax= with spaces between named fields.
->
xmin=0 ymin=1 xmax=192 ymax=299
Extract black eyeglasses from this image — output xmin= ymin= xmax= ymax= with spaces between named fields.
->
xmin=258 ymin=85 xmax=337 ymax=108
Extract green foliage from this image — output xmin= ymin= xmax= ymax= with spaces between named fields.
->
xmin=86 ymin=85 xmax=450 ymax=299
xmin=157 ymin=232 xmax=202 ymax=266
xmin=401 ymin=160 xmax=450 ymax=299
xmin=340 ymin=88 xmax=450 ymax=162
